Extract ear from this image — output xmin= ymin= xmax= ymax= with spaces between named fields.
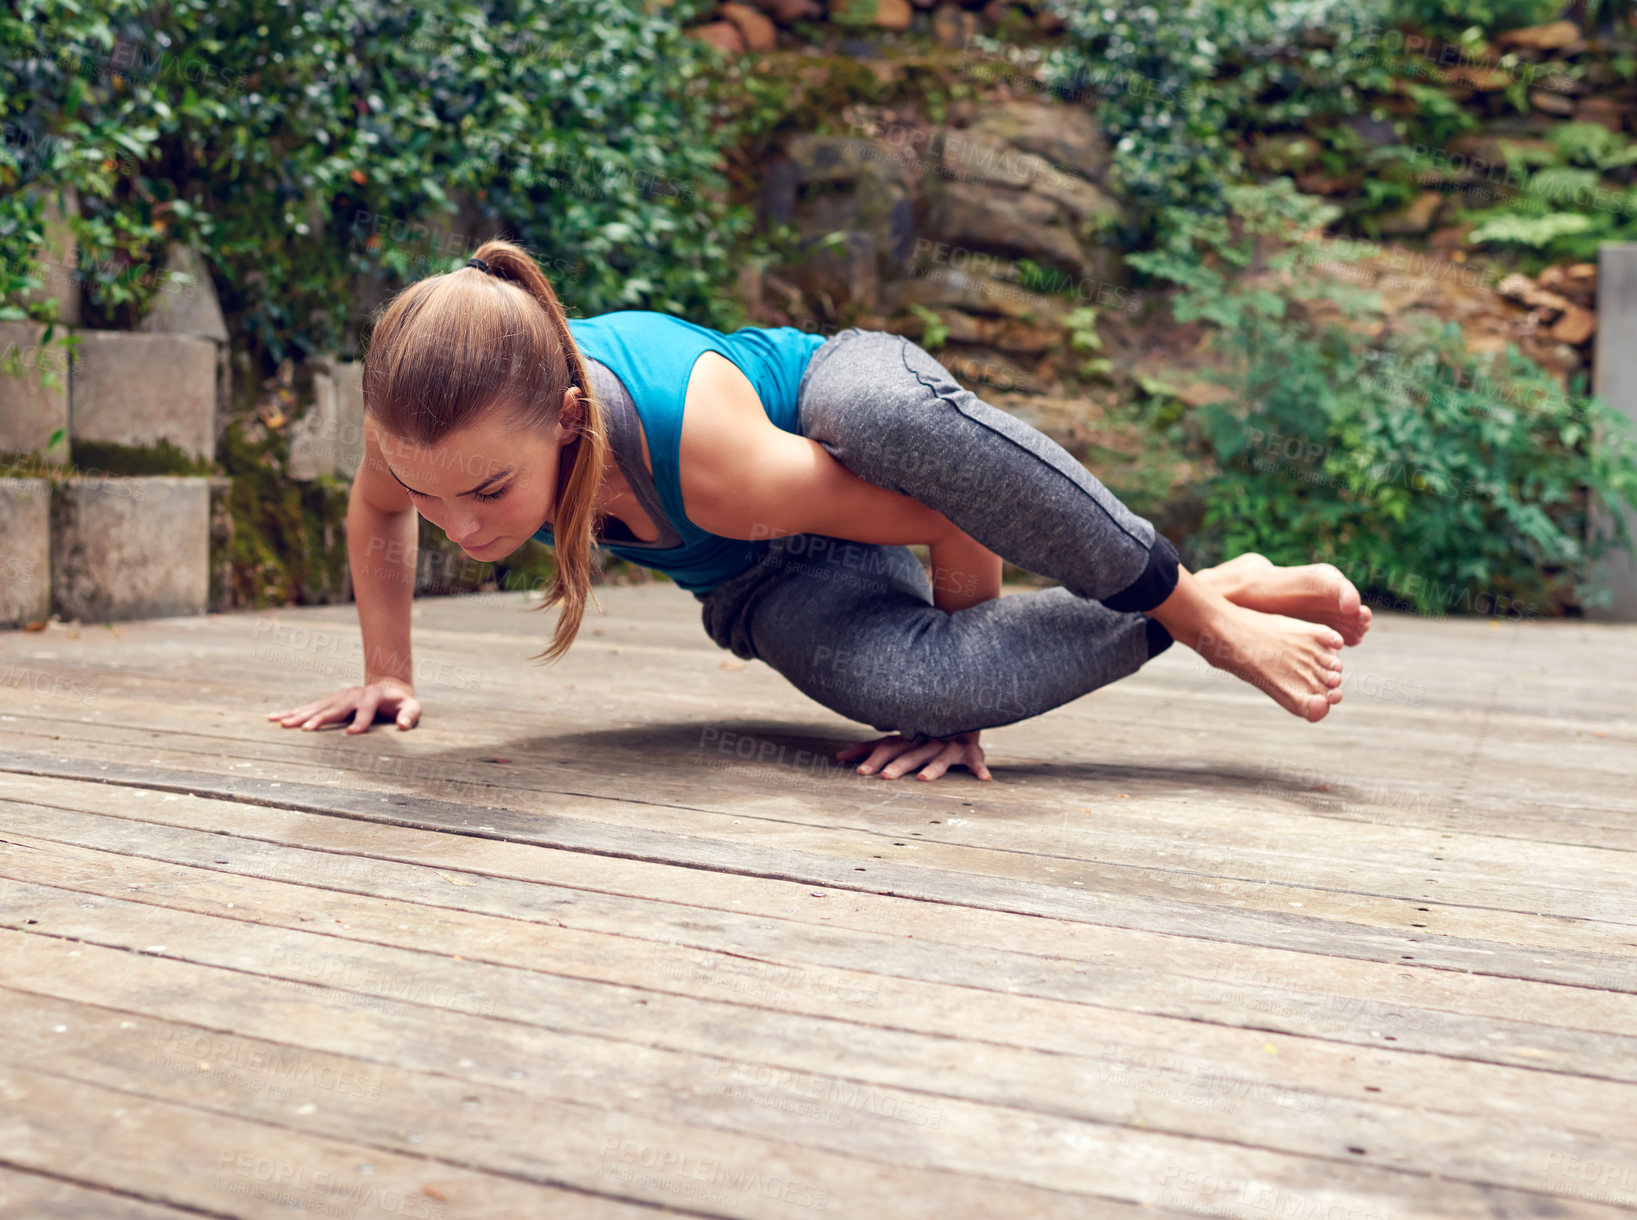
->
xmin=557 ymin=386 xmax=583 ymax=439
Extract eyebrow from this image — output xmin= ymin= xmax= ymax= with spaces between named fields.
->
xmin=386 ymin=465 xmax=512 ymax=497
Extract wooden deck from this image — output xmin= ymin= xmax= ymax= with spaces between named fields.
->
xmin=1 ymin=584 xmax=1634 ymax=1219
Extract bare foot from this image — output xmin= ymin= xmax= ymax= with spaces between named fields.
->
xmin=1196 ymin=553 xmax=1371 ymax=646
xmin=1146 ymin=568 xmax=1346 ymax=722
xmin=1194 ymin=601 xmax=1347 ymax=722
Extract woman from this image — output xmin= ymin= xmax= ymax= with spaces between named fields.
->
xmin=268 ymin=239 xmax=1369 ymax=782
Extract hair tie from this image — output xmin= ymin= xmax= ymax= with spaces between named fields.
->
xmin=466 ymin=257 xmax=491 ymax=274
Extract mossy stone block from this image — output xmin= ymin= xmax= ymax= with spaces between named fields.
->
xmin=71 ymin=331 xmax=218 ymax=462
xmin=51 ymin=476 xmax=210 ymax=622
xmin=0 ymin=478 xmax=51 ymax=627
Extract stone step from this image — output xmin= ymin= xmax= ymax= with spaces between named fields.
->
xmin=0 ymin=322 xmax=71 ymax=462
xmin=289 ymin=356 xmax=365 ymax=480
xmin=70 ymin=331 xmax=219 ymax=463
xmin=0 ymin=478 xmax=51 ymax=627
xmin=50 ymin=477 xmax=210 ymax=623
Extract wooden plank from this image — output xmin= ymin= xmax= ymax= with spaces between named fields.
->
xmin=5 ymin=801 xmax=1637 ymax=1086
xmin=0 ymin=1061 xmax=658 ymax=1219
xmin=5 ymin=822 xmax=1637 ymax=1165
xmin=0 ymin=1165 xmax=211 ymax=1220
xmin=3 ymin=987 xmax=1179 ymax=1219
xmin=4 ymin=932 xmax=1633 ymax=1218
xmin=2 ymin=760 xmax=1630 ymax=996
xmin=3 ymin=831 xmax=1637 ymax=1192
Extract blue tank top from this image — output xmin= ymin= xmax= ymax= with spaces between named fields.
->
xmin=532 ymin=311 xmax=827 ymax=595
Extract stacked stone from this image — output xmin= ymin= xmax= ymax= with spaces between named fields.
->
xmin=1 ymin=196 xmax=223 ymax=627
xmin=681 ymin=0 xmax=1060 ymax=52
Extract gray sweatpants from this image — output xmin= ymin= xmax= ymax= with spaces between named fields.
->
xmin=696 ymin=327 xmax=1179 ymax=738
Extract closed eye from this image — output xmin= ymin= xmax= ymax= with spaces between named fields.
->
xmin=402 ymin=484 xmax=509 ymax=503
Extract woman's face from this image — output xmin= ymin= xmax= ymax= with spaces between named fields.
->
xmin=376 ymin=390 xmax=580 ymax=561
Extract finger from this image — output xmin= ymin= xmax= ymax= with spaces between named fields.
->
xmin=347 ymin=689 xmax=382 ymax=735
xmin=837 ymin=736 xmax=891 ymax=763
xmin=861 ymin=735 xmax=932 ymax=775
xmin=914 ymin=741 xmax=964 ymax=782
xmin=302 ymin=691 xmax=353 ymax=727
xmin=880 ymin=741 xmax=945 ymax=780
xmin=396 ymin=697 xmax=422 ymax=730
xmin=855 ymin=742 xmax=902 ymax=775
xmin=274 ymin=700 xmax=323 ymax=726
xmin=852 ymin=737 xmax=911 ymax=774
xmin=302 ymin=700 xmax=348 ymax=731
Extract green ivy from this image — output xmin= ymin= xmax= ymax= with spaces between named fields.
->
xmin=3 ymin=0 xmax=750 ymax=373
xmin=1030 ymin=0 xmax=1398 ymax=227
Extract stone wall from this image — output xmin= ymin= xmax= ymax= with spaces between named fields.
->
xmin=0 ymin=234 xmax=224 ymax=626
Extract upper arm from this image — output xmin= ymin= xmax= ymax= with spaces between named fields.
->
xmin=678 ymin=352 xmax=954 ymax=547
xmin=353 ymin=416 xmax=416 ymax=515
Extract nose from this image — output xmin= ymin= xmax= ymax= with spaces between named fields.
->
xmin=446 ymin=508 xmax=485 ymax=546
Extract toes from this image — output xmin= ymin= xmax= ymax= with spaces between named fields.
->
xmin=1305 ymin=692 xmax=1331 ymax=722
xmin=1320 ymin=668 xmax=1343 ymax=689
xmin=1325 ymin=565 xmax=1362 ymax=616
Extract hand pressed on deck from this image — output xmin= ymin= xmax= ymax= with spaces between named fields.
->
xmin=266 ymin=678 xmax=422 ymax=734
xmin=839 ymin=730 xmax=993 ymax=782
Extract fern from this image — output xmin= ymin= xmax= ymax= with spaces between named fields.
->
xmin=1466 ymin=212 xmax=1595 ymax=246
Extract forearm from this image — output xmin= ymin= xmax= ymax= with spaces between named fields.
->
xmin=928 ymin=527 xmax=1003 ymax=615
xmin=347 ymin=485 xmax=418 ymax=686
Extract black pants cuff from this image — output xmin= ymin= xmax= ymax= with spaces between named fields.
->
xmin=1102 ymin=532 xmax=1181 ymax=614
xmin=1144 ymin=616 xmax=1173 ymax=659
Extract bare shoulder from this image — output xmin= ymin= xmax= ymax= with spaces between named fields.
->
xmin=676 ymin=350 xmax=784 ymax=529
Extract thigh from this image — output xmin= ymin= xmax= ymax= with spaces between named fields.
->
xmin=722 ymin=532 xmax=1165 ymax=738
xmin=795 ymin=329 xmax=1161 ymax=603
xmin=740 ymin=535 xmax=937 ymax=719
